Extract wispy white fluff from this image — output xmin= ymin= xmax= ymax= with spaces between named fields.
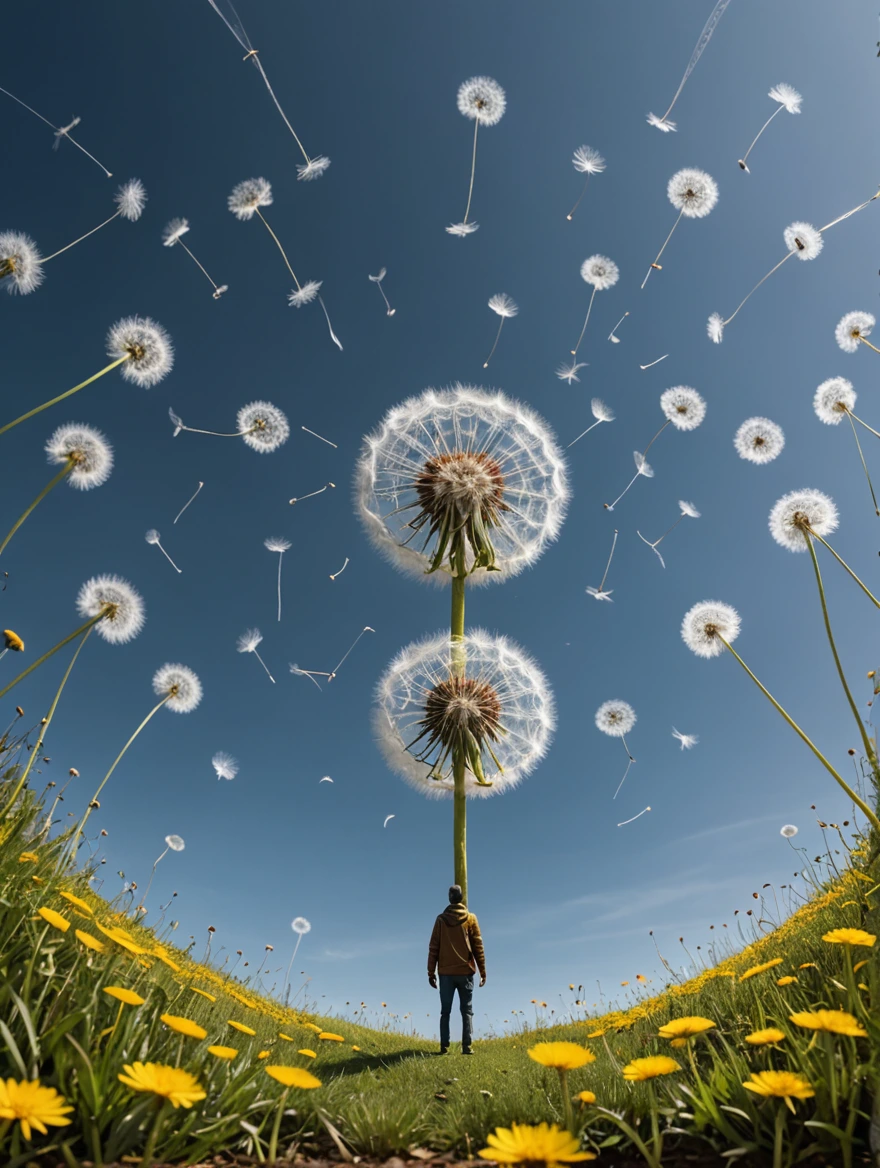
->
xmin=76 ymin=574 xmax=145 ymax=644
xmin=733 ymin=417 xmax=785 ymax=464
xmin=227 ymin=177 xmax=273 ymax=221
xmin=457 ymin=76 xmax=506 ymax=125
xmin=769 ymin=488 xmax=839 ymax=552
xmin=106 ymin=316 xmax=174 ymax=388
xmin=681 ymin=599 xmax=741 ymax=658
xmin=813 ymin=377 xmax=855 ymax=424
xmin=114 ymin=179 xmax=147 ymax=222
xmin=45 ymin=423 xmax=113 ymax=489
xmin=836 ymin=311 xmax=875 ymax=354
xmin=784 ymin=221 xmax=823 ymax=260
xmin=0 ymin=231 xmax=45 ymax=295
xmin=153 ymin=663 xmax=202 ymax=713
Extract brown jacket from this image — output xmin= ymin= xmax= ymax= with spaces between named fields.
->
xmin=427 ymin=903 xmax=486 ymax=978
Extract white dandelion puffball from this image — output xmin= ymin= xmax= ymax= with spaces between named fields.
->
xmin=594 ymin=700 xmax=636 ymax=738
xmin=580 ymin=255 xmax=619 ymax=291
xmin=288 ymin=280 xmax=322 ymax=308
xmin=355 ymin=385 xmax=569 ymax=586
xmin=165 ymin=834 xmax=185 ymax=851
xmin=660 ymin=386 xmax=706 ymax=431
xmin=836 ymin=311 xmax=875 ymax=353
xmin=145 ymin=529 xmax=161 ymax=545
xmin=769 ymin=488 xmax=839 ymax=552
xmin=212 ymin=751 xmax=239 ymax=781
xmin=292 ymin=916 xmax=311 ymax=934
xmin=236 ymin=401 xmax=290 ymax=453
xmin=784 ymin=221 xmax=823 ymax=261
xmin=633 ymin=451 xmax=654 ymax=478
xmin=679 ymin=500 xmax=701 ymax=518
xmin=106 ymin=316 xmax=174 ymax=388
xmin=153 ymin=663 xmax=203 ymax=713
xmin=45 ymin=423 xmax=113 ymax=489
xmin=667 ymin=168 xmax=719 ymax=218
xmin=227 ymin=177 xmax=273 ymax=221
xmin=769 ymin=83 xmax=802 ymax=114
xmin=264 ymin=536 xmax=291 ymax=553
xmin=446 ymin=222 xmax=480 ymax=237
xmin=237 ymin=628 xmax=263 ymax=654
xmin=76 ymin=574 xmax=145 ymax=644
xmin=814 ymin=377 xmax=856 ymax=425
xmin=297 ymin=155 xmax=331 ymax=182
xmin=734 ymin=417 xmax=785 ymax=465
xmin=592 ymin=398 xmax=615 ymax=423
xmin=780 ymin=824 xmax=799 ymax=838
xmin=114 ymin=179 xmax=147 ymax=222
xmin=707 ymin=313 xmax=724 ymax=344
xmin=572 ymin=145 xmax=605 ymax=174
xmin=457 ymin=76 xmax=506 ymax=126
xmin=0 ymin=231 xmax=45 ymax=296
xmin=162 ymin=218 xmax=190 ymax=247
xmin=488 ymin=293 xmax=518 ymax=318
xmin=647 ymin=112 xmax=677 ymax=133
xmin=374 ymin=628 xmax=555 ymax=800
xmin=681 ymin=600 xmax=741 ymax=659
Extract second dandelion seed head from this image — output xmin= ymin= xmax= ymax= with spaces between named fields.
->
xmin=46 ymin=423 xmax=114 ymax=489
xmin=769 ymin=488 xmax=839 ymax=552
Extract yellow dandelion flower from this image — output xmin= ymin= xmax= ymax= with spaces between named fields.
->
xmin=75 ymin=930 xmax=106 ymax=954
xmin=822 ymin=928 xmax=876 ymax=948
xmin=159 ymin=1014 xmax=208 ymax=1040
xmin=0 ymin=1078 xmax=73 ymax=1141
xmin=636 ymin=975 xmax=647 ymax=983
xmin=31 ymin=876 xmax=44 ymax=885
xmin=621 ymin=1056 xmax=680 ymax=1082
xmin=118 ymin=1063 xmax=206 ymax=1109
xmin=657 ymin=1016 xmax=715 ymax=1041
xmin=528 ymin=1042 xmax=595 ymax=1071
xmin=18 ymin=852 xmax=38 ymax=863
xmin=776 ymin=976 xmax=797 ymax=986
xmin=228 ymin=1020 xmax=257 ymax=1036
xmin=575 ymin=1090 xmax=596 ymax=1105
xmin=278 ymin=1033 xmax=293 ymax=1041
xmin=37 ymin=907 xmax=70 ymax=933
xmin=228 ymin=990 xmax=253 ymax=1007
xmin=257 ymin=1050 xmax=271 ymax=1059
xmin=265 ymin=1066 xmax=322 ymax=1089
xmin=207 ymin=1046 xmax=239 ymax=1060
xmin=742 ymin=1070 xmax=814 ymax=1113
xmin=569 ymin=984 xmax=575 ymax=990
xmin=798 ymin=963 xmax=817 ymax=970
xmin=478 ymin=1121 xmax=597 ymax=1164
xmin=854 ymin=959 xmax=869 ymax=973
xmin=103 ymin=986 xmax=145 ymax=1007
xmin=298 ymin=1049 xmax=317 ymax=1058
xmin=585 ymin=1030 xmax=606 ymax=1039
xmin=153 ymin=952 xmax=181 ymax=971
xmin=303 ymin=1022 xmax=323 ymax=1033
xmin=351 ymin=1045 xmax=361 ymax=1051
xmin=190 ymin=987 xmax=217 ymax=1002
xmin=94 ymin=923 xmax=148 ymax=954
xmin=317 ymin=1032 xmax=345 ymax=1042
xmin=739 ymin=958 xmax=783 ymax=981
xmin=789 ymin=1010 xmax=867 ymax=1038
xmin=745 ymin=1028 xmax=786 ymax=1045
xmin=58 ymin=891 xmax=93 ymax=915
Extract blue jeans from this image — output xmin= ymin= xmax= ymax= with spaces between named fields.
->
xmin=439 ymin=973 xmax=473 ymax=1050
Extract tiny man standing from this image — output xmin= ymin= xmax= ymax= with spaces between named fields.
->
xmin=427 ymin=884 xmax=487 ymax=1054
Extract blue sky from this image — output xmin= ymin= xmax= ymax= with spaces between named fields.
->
xmin=2 ymin=0 xmax=878 ymax=1037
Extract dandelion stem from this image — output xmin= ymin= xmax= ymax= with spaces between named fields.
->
xmin=772 ymin=1102 xmax=785 ymax=1168
xmin=0 ymin=356 xmax=129 ymax=438
xmin=317 ymin=295 xmax=343 ymax=351
xmin=41 ymin=210 xmax=122 ymax=263
xmin=0 ymin=612 xmax=105 ymax=702
xmin=268 ymin=1087 xmax=290 ymax=1163
xmin=137 ymin=847 xmax=169 ymax=911
xmin=858 ymin=336 xmax=880 ymax=356
xmin=845 ymin=413 xmax=879 ymax=516
xmin=483 ymin=316 xmax=505 ymax=368
xmin=642 ymin=419 xmax=670 ymax=458
xmin=156 ymin=542 xmax=182 ymax=574
xmin=462 ymin=118 xmax=480 ymax=227
xmin=819 ymin=188 xmax=880 ymax=232
xmin=599 ymin=529 xmax=618 ymax=592
xmin=849 ymin=411 xmax=880 ymax=442
xmin=0 ymin=460 xmax=75 ymax=557
xmin=255 ymin=208 xmax=301 ymax=289
xmin=566 ymin=173 xmax=590 ymax=221
xmin=283 ymin=932 xmax=305 ymax=1003
xmin=572 ymin=286 xmax=597 ymax=357
xmin=808 ymin=529 xmax=880 ymax=609
xmin=451 ymin=573 xmax=468 ymax=903
xmin=174 ymin=482 xmax=203 ymax=524
xmin=721 ymin=252 xmax=792 ymax=327
xmin=276 ymin=551 xmax=284 ymax=622
xmin=605 ymin=470 xmax=640 ymax=512
xmin=739 ymin=103 xmax=784 ymax=170
xmin=375 ymin=280 xmax=394 ymax=315
xmin=566 ymin=419 xmax=602 ymax=448
xmin=140 ymin=1099 xmax=168 ymax=1168
xmin=178 ymin=425 xmax=252 ymax=438
xmin=718 ymin=636 xmax=880 ymax=834
xmin=612 ymin=753 xmax=634 ymax=800
xmin=641 ymin=209 xmax=683 ymax=289
xmin=177 ymin=239 xmax=223 ymax=294
xmin=253 ymin=649 xmax=276 ymax=684
xmin=0 ymin=84 xmax=112 ymax=176
xmin=251 ymin=55 xmax=312 ymax=167
xmin=557 ymin=1068 xmax=574 ymax=1134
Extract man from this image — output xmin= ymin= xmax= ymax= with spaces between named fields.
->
xmin=427 ymin=884 xmax=487 ymax=1055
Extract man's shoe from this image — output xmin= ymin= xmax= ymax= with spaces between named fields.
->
xmin=439 ymin=1046 xmax=448 ymax=1054
xmin=461 ymin=1048 xmax=473 ymax=1055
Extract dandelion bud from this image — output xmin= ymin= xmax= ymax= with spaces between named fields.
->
xmin=847 ymin=749 xmax=856 ymax=756
xmin=100 ymin=829 xmax=108 ymax=836
xmin=47 ymin=781 xmax=56 ymax=788
xmin=3 ymin=630 xmax=24 ymax=652
xmin=15 ymin=706 xmax=23 ymax=717
xmin=69 ymin=768 xmax=79 ymax=777
xmin=208 ymin=926 xmax=216 ymax=933
xmin=752 ymin=893 xmax=759 ymax=899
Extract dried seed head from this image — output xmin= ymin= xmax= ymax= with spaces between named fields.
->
xmin=412 ymin=451 xmax=510 ymax=576
xmin=414 ymin=675 xmax=505 ymax=784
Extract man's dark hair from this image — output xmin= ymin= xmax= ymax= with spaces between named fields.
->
xmin=448 ymin=884 xmax=464 ymax=904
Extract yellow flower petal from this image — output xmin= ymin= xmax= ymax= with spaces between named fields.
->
xmin=37 ymin=907 xmax=70 ymax=933
xmin=75 ymin=930 xmax=105 ymax=954
xmin=207 ymin=1046 xmax=239 ymax=1060
xmin=18 ymin=852 xmax=39 ymax=864
xmin=822 ymin=928 xmax=875 ymax=948
xmin=118 ymin=1062 xmax=206 ymax=1109
xmin=621 ymin=1056 xmax=680 ymax=1082
xmin=264 ymin=1066 xmax=322 ymax=1089
xmin=317 ymin=1032 xmax=345 ymax=1042
xmin=789 ymin=1009 xmax=867 ymax=1037
xmin=298 ymin=1049 xmax=317 ymax=1058
xmin=744 ymin=1028 xmax=785 ymax=1046
xmin=528 ymin=1042 xmax=595 ymax=1071
xmin=657 ymin=1016 xmax=715 ymax=1040
xmin=190 ymin=987 xmax=217 ymax=1002
xmin=739 ymin=958 xmax=783 ymax=982
xmin=228 ymin=1020 xmax=256 ymax=1036
xmin=58 ymin=891 xmax=93 ymax=915
xmin=160 ymin=1014 xmax=207 ymax=1040
xmin=742 ymin=1071 xmax=814 ymax=1103
xmin=103 ymin=986 xmax=145 ymax=1006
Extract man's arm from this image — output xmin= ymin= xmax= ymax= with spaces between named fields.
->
xmin=427 ymin=918 xmax=440 ymax=980
xmin=468 ymin=914 xmax=487 ymax=983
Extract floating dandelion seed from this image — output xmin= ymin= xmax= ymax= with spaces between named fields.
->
xmin=162 ymin=218 xmax=227 ymax=299
xmin=572 ymin=256 xmax=619 ymax=357
xmin=369 ymin=267 xmax=396 ymax=316
xmin=780 ymin=824 xmax=798 ymax=838
xmin=569 ymin=398 xmax=615 ymax=449
xmin=289 ymin=481 xmax=335 ymax=505
xmin=483 ymin=294 xmax=518 ymax=368
xmin=836 ymin=311 xmax=879 ymax=356
xmin=605 ymin=451 xmax=654 ymax=512
xmin=283 ymin=915 xmax=312 ymax=1001
xmin=0 ymin=232 xmax=45 ymax=296
xmin=212 ymin=752 xmax=239 ymax=781
xmin=356 ymin=386 xmax=569 ymax=586
xmin=637 ymin=499 xmax=701 ymax=569
xmin=738 ymin=83 xmax=802 ymax=173
xmin=206 ymin=0 xmax=329 ymax=180
xmin=566 ymin=145 xmax=606 ymax=221
xmin=446 ymin=76 xmax=506 ymax=237
xmin=595 ymin=700 xmax=637 ymax=799
xmin=174 ymin=482 xmax=204 ymax=525
xmin=301 ymin=425 xmax=337 ymax=448
xmin=145 ymin=530 xmax=181 ymax=574
xmin=319 ymin=776 xmax=333 ymax=783
xmin=383 ymin=814 xmax=395 ymax=827
xmin=586 ymin=528 xmax=617 ymax=601
xmin=813 ymin=378 xmax=879 ymax=515
xmin=608 ymin=311 xmax=629 ymax=343
xmin=640 ymin=355 xmax=669 ymax=371
xmin=642 ymin=169 xmax=718 ymax=288
xmin=329 ymin=557 xmax=349 ymax=581
xmin=647 ymin=0 xmax=732 ymax=131
xmin=138 ymin=833 xmax=186 ymax=910
xmin=290 ymin=626 xmax=375 ymax=690
xmin=38 ymin=179 xmax=146 ymax=268
xmin=0 ymin=83 xmax=113 ymax=176
xmin=605 ymin=388 xmax=705 ymax=511
xmin=672 ymin=728 xmax=698 ymax=750
xmin=264 ymin=537 xmax=291 ymax=622
xmin=169 ymin=401 xmax=289 ymax=453
xmin=734 ymin=418 xmax=785 ymax=465
xmin=556 ymin=360 xmax=588 ymax=385
xmin=237 ymin=628 xmax=275 ymax=684
xmin=618 ymin=807 xmax=651 ymax=827
xmin=375 ymin=628 xmax=554 ymax=798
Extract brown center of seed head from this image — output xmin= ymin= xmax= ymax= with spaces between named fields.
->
xmin=415 ymin=451 xmax=507 ymax=522
xmin=127 ymin=343 xmax=145 ymax=362
xmin=754 ymin=436 xmax=765 ymax=447
xmin=422 ymin=676 xmax=503 ymax=750
xmin=795 ymin=237 xmax=805 ymax=250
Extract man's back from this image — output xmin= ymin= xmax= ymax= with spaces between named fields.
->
xmin=427 ymin=902 xmax=486 ymax=979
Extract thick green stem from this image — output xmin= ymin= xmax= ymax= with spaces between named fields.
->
xmin=451 ymin=573 xmax=467 ymax=903
xmin=0 ymin=612 xmax=105 ymax=701
xmin=0 ymin=356 xmax=129 ymax=439
xmin=140 ymin=1099 xmax=167 ymax=1168
xmin=647 ymin=1082 xmax=661 ymax=1167
xmin=773 ymin=1106 xmax=785 ymax=1168
xmin=268 ymin=1087 xmax=289 ymax=1163
xmin=557 ymin=1068 xmax=574 ymax=1134
xmin=810 ymin=530 xmax=880 ymax=609
xmin=0 ymin=461 xmax=74 ymax=557
xmin=719 ymin=637 xmax=880 ymax=834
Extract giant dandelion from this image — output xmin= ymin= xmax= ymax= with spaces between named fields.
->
xmin=446 ymin=77 xmax=506 ymax=238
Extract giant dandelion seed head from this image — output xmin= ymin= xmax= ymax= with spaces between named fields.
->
xmin=580 ymin=254 xmax=619 ymax=291
xmin=162 ymin=218 xmax=190 ymax=247
xmin=784 ymin=221 xmax=823 ymax=261
xmin=106 ymin=316 xmax=174 ymax=388
xmin=237 ymin=628 xmax=263 ymax=654
xmin=264 ymin=537 xmax=291 ymax=553
xmin=76 ymin=574 xmax=145 ymax=644
xmin=115 ymin=179 xmax=147 ymax=222
xmin=236 ymin=401 xmax=290 ymax=453
xmin=667 ymin=168 xmax=719 ymax=218
xmin=227 ymin=177 xmax=273 ymax=221
xmin=297 ymin=156 xmax=331 ymax=182
xmin=769 ymin=83 xmax=802 ymax=114
xmin=707 ymin=313 xmax=724 ymax=344
xmin=769 ymin=488 xmax=839 ymax=552
xmin=572 ymin=145 xmax=606 ymax=175
xmin=681 ymin=600 xmax=741 ymax=659
xmin=488 ymin=293 xmax=518 ymax=318
xmin=594 ymin=700 xmax=636 ymax=737
xmin=591 ymin=398 xmax=615 ymax=423
xmin=0 ymin=231 xmax=45 ymax=296
xmin=734 ymin=417 xmax=785 ymax=464
xmin=456 ymin=76 xmax=506 ymax=126
xmin=835 ymin=311 xmax=875 ymax=354
xmin=153 ymin=663 xmax=203 ymax=713
xmin=660 ymin=386 xmax=706 ymax=431
xmin=291 ymin=916 xmax=312 ymax=934
xmin=813 ymin=377 xmax=855 ymax=425
xmin=374 ymin=628 xmax=554 ymax=799
xmin=212 ymin=751 xmax=239 ymax=781
xmin=355 ymin=385 xmax=569 ymax=586
xmin=46 ymin=423 xmax=114 ymax=489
